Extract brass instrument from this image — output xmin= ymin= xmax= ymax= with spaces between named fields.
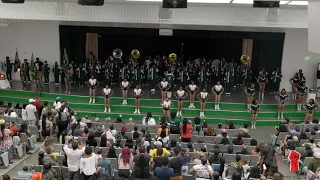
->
xmin=169 ymin=53 xmax=177 ymax=63
xmin=240 ymin=55 xmax=250 ymax=65
xmin=131 ymin=49 xmax=140 ymax=66
xmin=113 ymin=49 xmax=123 ymax=59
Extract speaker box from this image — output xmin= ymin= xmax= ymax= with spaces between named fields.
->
xmin=78 ymin=0 xmax=104 ymax=6
xmin=253 ymin=1 xmax=279 ymax=8
xmin=163 ymin=0 xmax=187 ymax=8
xmin=1 ymin=0 xmax=24 ymax=3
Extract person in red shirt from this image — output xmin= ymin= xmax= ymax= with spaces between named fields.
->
xmin=35 ymin=99 xmax=41 ymax=111
xmin=180 ymin=118 xmax=193 ymax=142
xmin=7 ymin=122 xmax=19 ymax=136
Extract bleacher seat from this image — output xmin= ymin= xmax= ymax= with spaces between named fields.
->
xmin=180 ymin=142 xmax=188 ymax=149
xmin=53 ymin=144 xmax=64 ymax=153
xmin=187 ymin=163 xmax=196 ymax=171
xmin=206 ymin=143 xmax=215 ymax=151
xmin=115 ymin=148 xmax=122 ymax=156
xmin=125 ymin=132 xmax=132 ymax=139
xmin=34 ymin=165 xmax=43 ymax=172
xmin=100 ymin=147 xmax=109 ymax=154
xmin=56 ymin=155 xmax=66 ymax=166
xmin=0 ymin=152 xmax=9 ymax=167
xmin=243 ymin=138 xmax=252 ymax=145
xmin=13 ymin=178 xmax=28 ymax=180
xmin=127 ymin=124 xmax=135 ymax=131
xmin=120 ymin=139 xmax=127 ymax=146
xmin=194 ymin=143 xmax=206 ymax=151
xmin=148 ymin=125 xmax=158 ymax=133
xmin=13 ymin=144 xmax=24 ymax=158
xmin=150 ymin=133 xmax=157 ymax=139
xmin=169 ymin=134 xmax=180 ymax=141
xmin=113 ymin=123 xmax=122 ymax=130
xmin=109 ymin=158 xmax=118 ymax=170
xmin=28 ymin=135 xmax=37 ymax=149
xmin=204 ymin=136 xmax=215 ymax=144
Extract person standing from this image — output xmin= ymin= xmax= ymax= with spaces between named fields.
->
xmin=23 ymin=59 xmax=30 ymax=83
xmin=165 ymin=70 xmax=175 ymax=99
xmin=257 ymin=74 xmax=268 ymax=101
xmin=119 ymin=64 xmax=129 ymax=82
xmin=26 ymin=99 xmax=37 ymax=126
xmin=120 ymin=79 xmax=131 ymax=105
xmin=189 ymin=158 xmax=214 ymax=179
xmin=53 ymin=62 xmax=60 ymax=87
xmin=4 ymin=56 xmax=13 ymax=82
xmin=88 ymin=75 xmax=99 ymax=104
xmin=168 ymin=147 xmax=184 ymax=180
xmin=187 ymin=81 xmax=198 ymax=109
xmin=271 ymin=68 xmax=282 ymax=94
xmin=132 ymin=85 xmax=144 ymax=114
xmin=64 ymin=66 xmax=73 ymax=94
xmin=79 ymin=64 xmax=86 ymax=87
xmin=197 ymin=89 xmax=210 ymax=118
xmin=198 ymin=66 xmax=209 ymax=89
xmin=133 ymin=147 xmax=150 ymax=180
xmin=297 ymin=81 xmax=308 ymax=111
xmin=212 ymin=81 xmax=224 ymax=110
xmin=275 ymin=89 xmax=288 ymax=120
xmin=149 ymin=64 xmax=159 ymax=92
xmin=102 ymin=85 xmax=113 ymax=113
xmin=304 ymin=99 xmax=317 ymax=124
xmin=180 ymin=67 xmax=190 ymax=88
xmin=34 ymin=58 xmax=43 ymax=82
xmin=43 ymin=61 xmax=50 ymax=85
xmin=250 ymin=100 xmax=260 ymax=129
xmin=154 ymin=156 xmax=174 ymax=180
xmin=63 ymin=140 xmax=85 ymax=180
xmin=225 ymin=65 xmax=234 ymax=95
xmin=174 ymin=86 xmax=188 ymax=117
xmin=79 ymin=147 xmax=97 ymax=180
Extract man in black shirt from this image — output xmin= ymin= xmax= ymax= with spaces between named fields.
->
xmin=259 ymin=143 xmax=277 ymax=171
xmin=168 ymin=147 xmax=184 ymax=180
xmin=34 ymin=58 xmax=43 ymax=81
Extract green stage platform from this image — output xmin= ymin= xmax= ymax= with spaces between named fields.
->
xmin=0 ymin=89 xmax=308 ymax=126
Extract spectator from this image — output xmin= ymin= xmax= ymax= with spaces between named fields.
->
xmin=124 ymin=137 xmax=134 ymax=149
xmin=118 ymin=146 xmax=133 ymax=180
xmin=193 ymin=125 xmax=204 ymax=136
xmin=40 ymin=114 xmax=53 ymax=140
xmin=86 ymin=133 xmax=98 ymax=147
xmin=217 ymin=129 xmax=228 ymax=138
xmin=154 ymin=156 xmax=174 ymax=180
xmin=107 ymin=146 xmax=117 ymax=158
xmin=21 ymin=104 xmax=28 ymax=122
xmin=308 ymin=151 xmax=320 ymax=173
xmin=79 ymin=147 xmax=97 ymax=180
xmin=132 ymin=126 xmax=140 ymax=140
xmin=265 ymin=163 xmax=278 ymax=178
xmin=157 ymin=123 xmax=169 ymax=143
xmin=17 ymin=164 xmax=35 ymax=179
xmin=241 ymin=128 xmax=251 ymax=138
xmin=97 ymin=152 xmax=112 ymax=179
xmin=0 ymin=125 xmax=13 ymax=165
xmin=114 ymin=138 xmax=123 ymax=149
xmin=219 ymin=137 xmax=230 ymax=145
xmin=133 ymin=147 xmax=150 ymax=179
xmin=202 ymin=120 xmax=208 ymax=129
xmin=55 ymin=105 xmax=69 ymax=144
xmin=93 ymin=126 xmax=103 ymax=138
xmin=63 ymin=140 xmax=85 ymax=180
xmin=168 ymin=147 xmax=184 ymax=180
xmin=126 ymin=118 xmax=136 ymax=126
xmin=251 ymin=146 xmax=260 ymax=155
xmin=246 ymin=165 xmax=261 ymax=179
xmin=300 ymin=132 xmax=308 ymax=140
xmin=194 ymin=151 xmax=208 ymax=165
xmin=231 ymin=154 xmax=244 ymax=167
xmin=180 ymin=118 xmax=193 ymax=142
xmin=204 ymin=125 xmax=216 ymax=136
xmin=232 ymin=134 xmax=243 ymax=145
xmin=142 ymin=112 xmax=156 ymax=126
xmin=25 ymin=99 xmax=37 ymax=126
xmin=150 ymin=141 xmax=171 ymax=158
xmin=237 ymin=145 xmax=250 ymax=155
xmin=260 ymin=143 xmax=277 ymax=172
xmin=209 ymin=148 xmax=222 ymax=164
xmin=190 ymin=158 xmax=213 ymax=179
xmin=134 ymin=138 xmax=142 ymax=154
xmin=275 ymin=123 xmax=289 ymax=136
xmin=250 ymin=139 xmax=258 ymax=146
xmin=106 ymin=125 xmax=117 ymax=143
xmin=42 ymin=162 xmax=58 ymax=180
xmin=284 ymin=135 xmax=299 ymax=150
xmin=166 ymin=139 xmax=180 ymax=151
xmin=169 ymin=112 xmax=180 ymax=134
xmin=82 ymin=128 xmax=89 ymax=138
xmin=180 ymin=149 xmax=190 ymax=175
xmin=152 ymin=147 xmax=164 ymax=170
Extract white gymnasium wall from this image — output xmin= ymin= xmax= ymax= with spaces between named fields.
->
xmin=281 ymin=29 xmax=320 ymax=91
xmin=0 ymin=21 xmax=60 ymax=81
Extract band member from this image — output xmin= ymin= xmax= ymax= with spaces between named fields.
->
xmin=53 ymin=62 xmax=60 ymax=86
xmin=212 ymin=81 xmax=224 ymax=110
xmin=180 ymin=67 xmax=190 ymax=88
xmin=225 ymin=65 xmax=234 ymax=95
xmin=79 ymin=64 xmax=86 ymax=87
xmin=64 ymin=66 xmax=73 ymax=94
xmin=20 ymin=63 xmax=26 ymax=87
xmin=34 ymin=58 xmax=43 ymax=82
xmin=4 ymin=56 xmax=12 ymax=82
xmin=120 ymin=78 xmax=131 ymax=105
xmin=132 ymin=85 xmax=144 ymax=114
xmin=187 ymin=80 xmax=198 ymax=109
xmin=34 ymin=77 xmax=41 ymax=99
xmin=119 ymin=64 xmax=129 ymax=81
xmin=297 ymin=81 xmax=308 ymax=111
xmin=245 ymin=83 xmax=255 ymax=110
xmin=197 ymin=89 xmax=210 ymax=118
xmin=198 ymin=66 xmax=209 ymax=89
xmin=23 ymin=59 xmax=30 ymax=83
xmin=133 ymin=66 xmax=141 ymax=86
xmin=174 ymin=86 xmax=188 ymax=117
xmin=257 ymin=74 xmax=268 ymax=101
xmin=165 ymin=70 xmax=175 ymax=99
xmin=250 ymin=100 xmax=260 ymax=129
xmin=43 ymin=61 xmax=50 ymax=85
xmin=296 ymin=69 xmax=306 ymax=83
xmin=271 ymin=68 xmax=282 ymax=94
xmin=102 ymin=85 xmax=113 ymax=113
xmin=105 ymin=65 xmax=113 ymax=86
xmin=95 ymin=62 xmax=102 ymax=81
xmin=88 ymin=75 xmax=99 ymax=104
xmin=304 ymin=99 xmax=317 ymax=124
xmin=275 ymin=88 xmax=288 ymax=119
xmin=258 ymin=68 xmax=268 ymax=77
xmin=161 ymin=98 xmax=173 ymax=120
xmin=158 ymin=77 xmax=170 ymax=101
xmin=290 ymin=74 xmax=299 ymax=103
xmin=149 ymin=64 xmax=158 ymax=92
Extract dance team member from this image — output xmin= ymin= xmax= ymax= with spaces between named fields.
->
xmin=244 ymin=83 xmax=255 ymax=110
xmin=161 ymin=98 xmax=173 ymax=120
xmin=275 ymin=88 xmax=288 ymax=120
xmin=174 ymin=86 xmax=188 ymax=117
xmin=250 ymin=99 xmax=260 ymax=129
xmin=290 ymin=74 xmax=299 ymax=103
xmin=120 ymin=79 xmax=130 ymax=105
xmin=212 ymin=81 xmax=224 ymax=110
xmin=257 ymin=74 xmax=268 ymax=101
xmin=304 ymin=99 xmax=317 ymax=124
xmin=132 ymin=85 xmax=144 ymax=114
xmin=88 ymin=74 xmax=99 ymax=104
xmin=34 ymin=77 xmax=41 ymax=99
xmin=102 ymin=85 xmax=113 ymax=112
xmin=197 ymin=89 xmax=210 ymax=118
xmin=296 ymin=81 xmax=308 ymax=111
xmin=64 ymin=66 xmax=73 ymax=94
xmin=158 ymin=77 xmax=170 ymax=101
xmin=187 ymin=81 xmax=198 ymax=109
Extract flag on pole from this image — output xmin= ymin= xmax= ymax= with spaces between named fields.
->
xmin=62 ymin=48 xmax=69 ymax=68
xmin=29 ymin=53 xmax=36 ymax=77
xmin=14 ymin=49 xmax=20 ymax=72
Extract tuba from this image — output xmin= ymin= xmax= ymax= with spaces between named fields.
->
xmin=113 ymin=49 xmax=123 ymax=59
xmin=240 ymin=55 xmax=250 ymax=65
xmin=131 ymin=49 xmax=140 ymax=66
xmin=168 ymin=53 xmax=177 ymax=64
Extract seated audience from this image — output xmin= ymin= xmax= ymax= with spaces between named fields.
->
xmin=231 ymin=154 xmax=244 ymax=167
xmin=132 ymin=126 xmax=140 ymax=140
xmin=168 ymin=147 xmax=184 ymax=179
xmin=17 ymin=164 xmax=35 ymax=179
xmin=284 ymin=135 xmax=299 ymax=150
xmin=237 ymin=145 xmax=250 ymax=155
xmin=153 ymin=156 xmax=174 ymax=180
xmin=190 ymin=158 xmax=214 ymax=179
xmin=169 ymin=112 xmax=180 ymax=134
xmin=150 ymin=141 xmax=171 ymax=158
xmin=217 ymin=129 xmax=228 ymax=138
xmin=118 ymin=146 xmax=133 ymax=179
xmin=308 ymin=151 xmax=320 ymax=173
xmin=232 ymin=134 xmax=243 ymax=145
xmin=124 ymin=137 xmax=134 ymax=149
xmin=42 ymin=162 xmax=58 ymax=180
xmin=107 ymin=146 xmax=117 ymax=158
xmin=250 ymin=139 xmax=258 ymax=146
xmin=180 ymin=118 xmax=193 ymax=142
xmin=93 ymin=126 xmax=103 ymax=138
xmin=251 ymin=146 xmax=260 ymax=155
xmin=86 ymin=133 xmax=98 ymax=147
xmin=241 ymin=128 xmax=251 ymax=138
xmin=204 ymin=125 xmax=216 ymax=136
xmin=142 ymin=112 xmax=156 ymax=126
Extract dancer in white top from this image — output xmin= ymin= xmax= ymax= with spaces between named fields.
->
xmin=174 ymin=86 xmax=188 ymax=117
xmin=132 ymin=85 xmax=145 ymax=114
xmin=187 ymin=80 xmax=198 ymax=109
xmin=211 ymin=81 xmax=224 ymax=110
xmin=120 ymin=79 xmax=131 ymax=105
xmin=158 ymin=77 xmax=170 ymax=101
xmin=161 ymin=98 xmax=173 ymax=120
xmin=87 ymin=75 xmax=99 ymax=104
xmin=102 ymin=85 xmax=113 ymax=112
xmin=197 ymin=89 xmax=210 ymax=118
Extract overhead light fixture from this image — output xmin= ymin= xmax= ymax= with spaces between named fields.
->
xmin=127 ymin=0 xmax=230 ymax=3
xmin=280 ymin=1 xmax=289 ymax=4
xmin=78 ymin=0 xmax=104 ymax=6
xmin=1 ymin=0 xmax=24 ymax=3
xmin=232 ymin=0 xmax=253 ymax=4
xmin=287 ymin=1 xmax=308 ymax=5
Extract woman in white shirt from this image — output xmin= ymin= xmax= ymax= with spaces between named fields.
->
xmin=187 ymin=80 xmax=198 ymax=109
xmin=211 ymin=81 xmax=224 ymax=110
xmin=21 ymin=104 xmax=28 ymax=122
xmin=158 ymin=77 xmax=170 ymax=101
xmin=87 ymin=75 xmax=99 ymax=104
xmin=132 ymin=85 xmax=145 ymax=114
xmin=102 ymin=85 xmax=113 ymax=113
xmin=79 ymin=146 xmax=97 ymax=180
xmin=118 ymin=146 xmax=133 ymax=180
xmin=160 ymin=98 xmax=173 ymax=119
xmin=120 ymin=79 xmax=131 ymax=105
xmin=197 ymin=89 xmax=210 ymax=118
xmin=174 ymin=86 xmax=188 ymax=117
xmin=142 ymin=112 xmax=156 ymax=126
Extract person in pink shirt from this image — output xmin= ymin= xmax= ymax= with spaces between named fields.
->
xmin=180 ymin=118 xmax=193 ymax=142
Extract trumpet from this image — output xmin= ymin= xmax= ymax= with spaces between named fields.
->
xmin=113 ymin=49 xmax=123 ymax=59
xmin=169 ymin=53 xmax=177 ymax=63
xmin=240 ymin=55 xmax=250 ymax=65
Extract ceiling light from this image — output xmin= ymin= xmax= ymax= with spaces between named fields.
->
xmin=280 ymin=1 xmax=289 ymax=4
xmin=188 ymin=0 xmax=230 ymax=3
xmin=126 ymin=0 xmax=161 ymax=2
xmin=288 ymin=1 xmax=308 ymax=5
xmin=232 ymin=0 xmax=253 ymax=4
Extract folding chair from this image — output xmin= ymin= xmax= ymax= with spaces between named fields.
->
xmin=53 ymin=144 xmax=65 ymax=153
xmin=204 ymin=136 xmax=215 ymax=144
xmin=95 ymin=137 xmax=101 ymax=145
xmin=242 ymin=138 xmax=252 ymax=145
xmin=169 ymin=134 xmax=180 ymax=141
xmin=52 ymin=166 xmax=62 ymax=180
xmin=28 ymin=135 xmax=37 ymax=149
xmin=56 ymin=155 xmax=66 ymax=166
xmin=15 ymin=144 xmax=24 ymax=158
xmin=148 ymin=125 xmax=158 ymax=132
xmin=0 ymin=152 xmax=9 ymax=167
xmin=194 ymin=143 xmax=206 ymax=151
xmin=34 ymin=165 xmax=43 ymax=172
xmin=109 ymin=158 xmax=118 ymax=170
xmin=224 ymin=154 xmax=236 ymax=164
